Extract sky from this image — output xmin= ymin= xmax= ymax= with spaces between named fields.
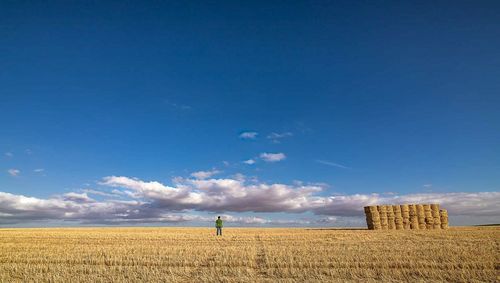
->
xmin=1 ymin=1 xmax=499 ymax=227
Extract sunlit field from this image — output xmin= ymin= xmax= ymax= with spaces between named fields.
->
xmin=0 ymin=227 xmax=498 ymax=282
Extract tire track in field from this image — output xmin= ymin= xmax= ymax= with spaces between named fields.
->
xmin=255 ymin=235 xmax=268 ymax=278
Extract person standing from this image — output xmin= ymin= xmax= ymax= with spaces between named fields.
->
xmin=215 ymin=216 xmax=223 ymax=236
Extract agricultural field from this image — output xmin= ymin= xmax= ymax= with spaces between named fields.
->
xmin=0 ymin=227 xmax=498 ymax=282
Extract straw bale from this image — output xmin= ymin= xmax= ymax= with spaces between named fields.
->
xmin=409 ymin=204 xmax=417 ymax=216
xmin=410 ymin=219 xmax=419 ymax=230
xmin=408 ymin=205 xmax=418 ymax=229
xmin=440 ymin=209 xmax=449 ymax=229
xmin=432 ymin=204 xmax=441 ymax=229
xmin=401 ymin=206 xmax=410 ymax=228
xmin=430 ymin=203 xmax=440 ymax=211
xmin=378 ymin=205 xmax=388 ymax=230
xmin=364 ymin=206 xmax=382 ymax=230
xmin=365 ymin=204 xmax=449 ymax=231
xmin=400 ymin=204 xmax=410 ymax=212
xmin=392 ymin=205 xmax=403 ymax=230
xmin=424 ymin=207 xmax=434 ymax=229
xmin=386 ymin=205 xmax=395 ymax=229
xmin=417 ymin=204 xmax=427 ymax=229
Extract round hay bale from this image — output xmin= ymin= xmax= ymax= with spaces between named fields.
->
xmin=401 ymin=204 xmax=410 ymax=230
xmin=440 ymin=209 xmax=449 ymax=229
xmin=386 ymin=206 xmax=395 ymax=229
xmin=400 ymin=204 xmax=410 ymax=212
xmin=424 ymin=208 xmax=434 ymax=229
xmin=364 ymin=206 xmax=382 ymax=230
xmin=416 ymin=204 xmax=425 ymax=214
xmin=410 ymin=219 xmax=419 ymax=230
xmin=393 ymin=205 xmax=401 ymax=213
xmin=403 ymin=220 xmax=411 ymax=230
xmin=378 ymin=205 xmax=388 ymax=229
xmin=409 ymin=204 xmax=417 ymax=216
xmin=430 ymin=203 xmax=440 ymax=211
xmin=408 ymin=205 xmax=419 ymax=229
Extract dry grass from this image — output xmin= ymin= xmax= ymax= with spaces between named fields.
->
xmin=0 ymin=227 xmax=498 ymax=282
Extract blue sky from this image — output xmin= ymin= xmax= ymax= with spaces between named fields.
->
xmin=1 ymin=1 xmax=499 ymax=226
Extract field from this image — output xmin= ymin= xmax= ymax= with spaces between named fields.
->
xmin=0 ymin=227 xmax=498 ymax=282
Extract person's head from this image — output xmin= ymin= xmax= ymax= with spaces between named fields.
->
xmin=218 ymin=216 xmax=221 ymax=219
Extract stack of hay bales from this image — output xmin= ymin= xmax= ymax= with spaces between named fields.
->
xmin=363 ymin=204 xmax=449 ymax=230
xmin=431 ymin=204 xmax=441 ymax=229
xmin=364 ymin=206 xmax=374 ymax=230
xmin=423 ymin=204 xmax=434 ymax=229
xmin=440 ymin=209 xmax=449 ymax=229
xmin=386 ymin=205 xmax=396 ymax=230
xmin=409 ymin=204 xmax=419 ymax=230
xmin=364 ymin=206 xmax=382 ymax=230
xmin=401 ymin=204 xmax=410 ymax=230
xmin=416 ymin=204 xmax=427 ymax=229
xmin=378 ymin=205 xmax=388 ymax=230
xmin=393 ymin=205 xmax=404 ymax=230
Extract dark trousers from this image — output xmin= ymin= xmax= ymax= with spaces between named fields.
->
xmin=216 ymin=227 xmax=222 ymax=236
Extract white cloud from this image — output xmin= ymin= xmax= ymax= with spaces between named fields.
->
xmin=315 ymin=160 xmax=350 ymax=169
xmin=63 ymin=192 xmax=94 ymax=203
xmin=190 ymin=169 xmax=221 ymax=179
xmin=0 ymin=174 xmax=499 ymax=226
xmin=101 ymin=175 xmax=321 ymax=213
xmin=260 ymin=152 xmax=286 ymax=162
xmin=34 ymin=169 xmax=44 ymax=173
xmin=82 ymin=189 xmax=122 ymax=198
xmin=267 ymin=132 xmax=293 ymax=143
xmin=7 ymin=169 xmax=20 ymax=177
xmin=99 ymin=176 xmax=500 ymax=217
xmin=243 ymin=159 xmax=256 ymax=165
xmin=5 ymin=152 xmax=13 ymax=158
xmin=239 ymin=131 xmax=258 ymax=139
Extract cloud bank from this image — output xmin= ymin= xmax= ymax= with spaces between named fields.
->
xmin=0 ymin=175 xmax=498 ymax=226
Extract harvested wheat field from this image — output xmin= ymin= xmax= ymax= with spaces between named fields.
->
xmin=0 ymin=227 xmax=498 ymax=282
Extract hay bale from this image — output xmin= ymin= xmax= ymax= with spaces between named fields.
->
xmin=393 ymin=205 xmax=402 ymax=215
xmin=378 ymin=205 xmax=388 ymax=230
xmin=423 ymin=204 xmax=434 ymax=229
xmin=431 ymin=204 xmax=441 ymax=229
xmin=364 ymin=206 xmax=381 ymax=230
xmin=401 ymin=204 xmax=410 ymax=229
xmin=370 ymin=206 xmax=382 ymax=230
xmin=416 ymin=204 xmax=426 ymax=229
xmin=440 ymin=209 xmax=449 ymax=229
xmin=409 ymin=204 xmax=419 ymax=230
xmin=386 ymin=205 xmax=396 ymax=230
xmin=393 ymin=205 xmax=404 ymax=230
xmin=365 ymin=204 xmax=449 ymax=231
xmin=430 ymin=204 xmax=440 ymax=212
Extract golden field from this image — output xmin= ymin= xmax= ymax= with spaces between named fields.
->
xmin=0 ymin=227 xmax=498 ymax=282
